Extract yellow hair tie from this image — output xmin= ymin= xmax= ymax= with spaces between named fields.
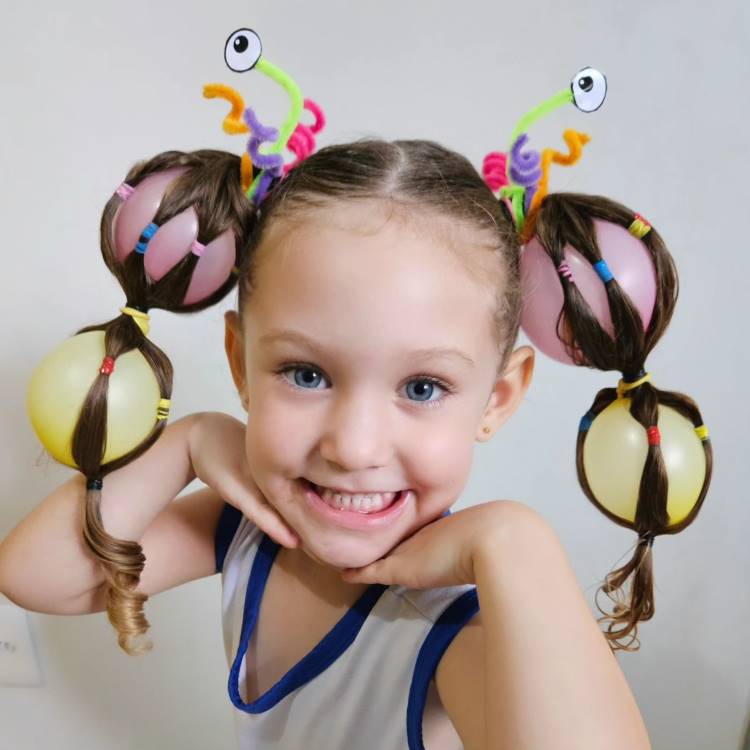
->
xmin=616 ymin=371 xmax=652 ymax=399
xmin=694 ymin=424 xmax=709 ymax=441
xmin=120 ymin=306 xmax=150 ymax=336
xmin=156 ymin=398 xmax=171 ymax=421
xmin=628 ymin=213 xmax=652 ymax=239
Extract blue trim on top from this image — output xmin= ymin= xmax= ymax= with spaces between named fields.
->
xmin=406 ymin=587 xmax=480 ymax=750
xmin=214 ymin=502 xmax=243 ymax=574
xmin=228 ymin=533 xmax=388 ymax=713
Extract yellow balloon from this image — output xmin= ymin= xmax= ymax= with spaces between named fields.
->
xmin=582 ymin=398 xmax=706 ymax=527
xmin=27 ymin=330 xmax=161 ymax=468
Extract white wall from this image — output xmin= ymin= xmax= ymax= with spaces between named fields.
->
xmin=1 ymin=0 xmax=748 ymax=748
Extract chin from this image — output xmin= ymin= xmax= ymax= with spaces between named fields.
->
xmin=300 ymin=536 xmax=391 ymax=571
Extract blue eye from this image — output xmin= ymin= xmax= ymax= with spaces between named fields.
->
xmin=273 ymin=363 xmax=455 ymax=409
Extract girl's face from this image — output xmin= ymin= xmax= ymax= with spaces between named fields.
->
xmin=226 ymin=200 xmax=533 ymax=570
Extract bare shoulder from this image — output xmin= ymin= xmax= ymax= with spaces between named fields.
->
xmin=434 ymin=499 xmax=554 ymax=748
xmin=434 ymin=606 xmax=485 ymax=750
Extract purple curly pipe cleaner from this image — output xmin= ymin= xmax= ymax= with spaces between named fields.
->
xmin=243 ymin=107 xmax=284 ymax=173
xmin=509 ymin=133 xmax=542 ymax=188
xmin=242 ymin=106 xmax=285 ymax=206
xmin=252 ymin=171 xmax=278 ymax=207
xmin=524 ymin=185 xmax=537 ymax=213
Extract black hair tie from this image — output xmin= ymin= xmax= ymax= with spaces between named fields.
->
xmin=621 ymin=368 xmax=647 ymax=383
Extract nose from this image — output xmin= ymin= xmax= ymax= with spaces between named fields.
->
xmin=319 ymin=389 xmax=392 ymax=470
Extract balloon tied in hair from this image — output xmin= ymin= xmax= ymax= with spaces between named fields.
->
xmin=25 ymin=28 xmax=312 ymax=656
xmin=514 ymin=184 xmax=713 ymax=650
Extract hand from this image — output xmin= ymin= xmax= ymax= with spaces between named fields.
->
xmin=188 ymin=412 xmax=300 ymax=549
xmin=340 ymin=500 xmax=513 ymax=589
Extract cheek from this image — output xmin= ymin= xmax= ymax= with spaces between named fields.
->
xmin=410 ymin=429 xmax=474 ymax=497
xmin=244 ymin=393 xmax=302 ymax=473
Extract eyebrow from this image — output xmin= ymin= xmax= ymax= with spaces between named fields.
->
xmin=258 ymin=329 xmax=476 ymax=367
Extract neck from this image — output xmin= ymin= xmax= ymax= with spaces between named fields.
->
xmin=275 ymin=543 xmax=372 ymax=608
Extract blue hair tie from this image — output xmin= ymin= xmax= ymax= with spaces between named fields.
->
xmin=593 ymin=259 xmax=614 ymax=283
xmin=135 ymin=222 xmax=160 ymax=254
xmin=579 ymin=410 xmax=596 ymax=432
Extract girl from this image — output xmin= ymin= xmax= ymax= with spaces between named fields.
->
xmin=0 ymin=138 xmax=652 ymax=749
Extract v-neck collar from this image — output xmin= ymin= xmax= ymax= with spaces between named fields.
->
xmin=227 ymin=532 xmax=387 ymax=713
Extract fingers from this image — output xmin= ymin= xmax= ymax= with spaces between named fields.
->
xmin=227 ymin=477 xmax=299 ymax=549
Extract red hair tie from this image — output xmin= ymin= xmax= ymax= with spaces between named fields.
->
xmin=100 ymin=356 xmax=116 ymax=376
xmin=646 ymin=425 xmax=660 ymax=446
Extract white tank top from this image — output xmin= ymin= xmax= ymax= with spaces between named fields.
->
xmin=215 ymin=504 xmax=480 ymax=750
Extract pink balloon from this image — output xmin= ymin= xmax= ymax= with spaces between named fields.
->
xmin=183 ymin=228 xmax=237 ymax=305
xmin=520 ymin=219 xmax=657 ymax=365
xmin=112 ymin=167 xmax=188 ymax=262
xmin=143 ymin=207 xmax=199 ymax=282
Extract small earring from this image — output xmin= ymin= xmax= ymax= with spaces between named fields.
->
xmin=482 ymin=426 xmax=491 ymax=435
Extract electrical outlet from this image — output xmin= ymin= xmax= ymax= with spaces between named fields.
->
xmin=0 ymin=602 xmax=44 ymax=687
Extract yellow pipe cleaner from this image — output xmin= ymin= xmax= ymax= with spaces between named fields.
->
xmin=202 ymin=83 xmax=256 ymax=192
xmin=202 ymin=83 xmax=250 ymax=134
xmin=528 ymin=129 xmax=591 ymax=217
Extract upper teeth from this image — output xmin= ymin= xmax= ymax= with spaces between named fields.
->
xmin=315 ymin=484 xmax=398 ymax=512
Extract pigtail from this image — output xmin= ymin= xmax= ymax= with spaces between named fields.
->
xmin=27 ymin=149 xmax=258 ymax=655
xmin=522 ymin=193 xmax=712 ymax=651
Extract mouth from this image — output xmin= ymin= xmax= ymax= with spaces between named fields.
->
xmin=300 ymin=479 xmax=411 ymax=530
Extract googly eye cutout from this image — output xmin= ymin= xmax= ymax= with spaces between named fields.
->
xmin=224 ymin=28 xmax=262 ymax=72
xmin=571 ymin=67 xmax=607 ymax=113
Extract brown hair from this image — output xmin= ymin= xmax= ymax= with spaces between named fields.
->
xmin=74 ymin=149 xmax=255 ymax=655
xmin=527 ymin=193 xmax=712 ymax=651
xmin=237 ymin=139 xmax=523 ymax=378
xmin=82 ymin=138 xmax=708 ymax=656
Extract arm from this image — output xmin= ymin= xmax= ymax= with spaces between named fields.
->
xmin=0 ymin=413 xmax=200 ymax=611
xmin=473 ymin=503 xmax=652 ymax=750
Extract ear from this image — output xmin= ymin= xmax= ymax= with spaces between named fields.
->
xmin=224 ymin=310 xmax=249 ymax=411
xmin=476 ymin=346 xmax=535 ymax=441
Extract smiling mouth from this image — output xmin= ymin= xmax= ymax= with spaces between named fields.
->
xmin=301 ymin=479 xmax=408 ymax=514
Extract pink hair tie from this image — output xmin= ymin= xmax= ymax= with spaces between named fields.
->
xmin=115 ymin=182 xmax=135 ymax=201
xmin=190 ymin=239 xmax=206 ymax=257
xmin=557 ymin=261 xmax=573 ymax=281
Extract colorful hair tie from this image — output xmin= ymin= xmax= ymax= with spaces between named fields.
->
xmin=646 ymin=426 xmax=661 ymax=446
xmin=616 ymin=371 xmax=652 ymax=399
xmin=629 ymin=213 xmax=652 ymax=238
xmin=100 ymin=356 xmax=115 ymax=376
xmin=557 ymin=261 xmax=574 ymax=281
xmin=579 ymin=410 xmax=596 ymax=432
xmin=593 ymin=259 xmax=614 ymax=283
xmin=694 ymin=424 xmax=709 ymax=441
xmin=190 ymin=240 xmax=206 ymax=257
xmin=156 ymin=398 xmax=171 ymax=421
xmin=135 ymin=222 xmax=160 ymax=254
xmin=120 ymin=306 xmax=150 ymax=336
xmin=115 ymin=183 xmax=135 ymax=201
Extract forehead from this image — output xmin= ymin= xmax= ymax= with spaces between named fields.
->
xmin=244 ymin=201 xmax=501 ymax=363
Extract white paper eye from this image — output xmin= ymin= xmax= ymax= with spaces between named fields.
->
xmin=571 ymin=67 xmax=607 ymax=113
xmin=224 ymin=28 xmax=262 ymax=72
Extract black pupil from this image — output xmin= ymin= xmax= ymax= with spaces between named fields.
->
xmin=578 ymin=76 xmax=594 ymax=92
xmin=234 ymin=35 xmax=249 ymax=53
